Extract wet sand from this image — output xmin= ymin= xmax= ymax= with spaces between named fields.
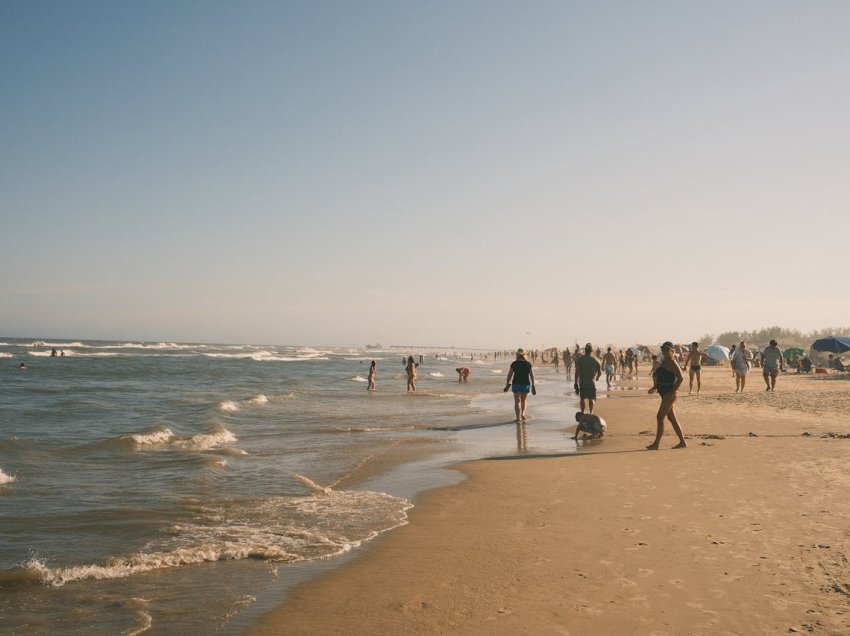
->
xmin=247 ymin=366 xmax=850 ymax=635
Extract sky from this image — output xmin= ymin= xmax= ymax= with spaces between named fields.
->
xmin=2 ymin=1 xmax=849 ymax=349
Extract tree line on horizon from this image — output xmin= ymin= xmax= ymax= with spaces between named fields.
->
xmin=695 ymin=326 xmax=850 ymax=349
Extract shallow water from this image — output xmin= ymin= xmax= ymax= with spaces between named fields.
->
xmin=0 ymin=340 xmax=578 ymax=633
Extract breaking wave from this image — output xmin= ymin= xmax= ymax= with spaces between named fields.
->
xmin=0 ymin=466 xmax=16 ymax=485
xmin=3 ymin=486 xmax=412 ymax=587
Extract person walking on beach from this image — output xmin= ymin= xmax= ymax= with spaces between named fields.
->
xmin=647 ymin=341 xmax=686 ymax=450
xmin=367 ymin=361 xmax=376 ymax=391
xmin=731 ymin=341 xmax=752 ymax=392
xmin=405 ymin=356 xmax=418 ymax=392
xmin=761 ymin=339 xmax=786 ymax=391
xmin=563 ymin=349 xmax=573 ymax=380
xmin=602 ymin=347 xmax=617 ymax=389
xmin=504 ymin=348 xmax=536 ymax=423
xmin=683 ymin=341 xmax=709 ymax=394
xmin=575 ymin=343 xmax=602 ymax=414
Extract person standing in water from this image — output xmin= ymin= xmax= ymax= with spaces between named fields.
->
xmin=575 ymin=343 xmax=602 ymax=414
xmin=602 ymin=347 xmax=617 ymax=389
xmin=367 ymin=361 xmax=376 ymax=391
xmin=504 ymin=348 xmax=536 ymax=423
xmin=404 ymin=356 xmax=417 ymax=392
xmin=647 ymin=341 xmax=686 ymax=450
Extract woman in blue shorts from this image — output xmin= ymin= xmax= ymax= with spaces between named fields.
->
xmin=504 ymin=348 xmax=536 ymax=423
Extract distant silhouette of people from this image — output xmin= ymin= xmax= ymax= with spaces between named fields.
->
xmin=405 ymin=356 xmax=418 ymax=392
xmin=367 ymin=361 xmax=376 ymax=391
xmin=602 ymin=347 xmax=617 ymax=389
xmin=19 ymin=362 xmax=27 ymax=369
xmin=51 ymin=348 xmax=58 ymax=357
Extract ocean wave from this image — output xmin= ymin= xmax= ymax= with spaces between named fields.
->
xmin=348 ymin=375 xmax=368 ymax=382
xmin=427 ymin=372 xmax=444 ymax=377
xmin=121 ymin=598 xmax=153 ymax=636
xmin=0 ymin=467 xmax=16 ymax=485
xmin=173 ymin=426 xmax=238 ymax=452
xmin=6 ymin=488 xmax=411 ymax=587
xmin=203 ymin=351 xmax=328 ymax=362
xmin=325 ymin=425 xmax=417 ymax=433
xmin=217 ymin=394 xmax=269 ymax=413
xmin=27 ymin=349 xmax=122 ymax=358
xmin=0 ymin=352 xmax=13 ymax=358
xmin=0 ymin=436 xmax=27 ymax=452
xmin=103 ymin=425 xmax=239 ymax=453
xmin=124 ymin=427 xmax=176 ymax=447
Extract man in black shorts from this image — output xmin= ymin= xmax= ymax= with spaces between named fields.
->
xmin=575 ymin=343 xmax=602 ymax=414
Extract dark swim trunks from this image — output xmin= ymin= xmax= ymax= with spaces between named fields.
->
xmin=691 ymin=365 xmax=701 ymax=372
xmin=579 ymin=385 xmax=597 ymax=400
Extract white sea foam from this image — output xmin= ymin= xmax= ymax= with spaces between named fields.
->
xmin=121 ymin=598 xmax=153 ymax=636
xmin=348 ymin=375 xmax=368 ymax=382
xmin=28 ymin=349 xmax=119 ymax=357
xmin=292 ymin=474 xmax=332 ymax=495
xmin=0 ymin=467 xmax=16 ymax=485
xmin=173 ymin=427 xmax=238 ymax=452
xmin=125 ymin=428 xmax=175 ymax=447
xmin=427 ymin=372 xmax=444 ymax=377
xmin=18 ymin=489 xmax=412 ymax=587
xmin=203 ymin=351 xmax=328 ymax=362
xmin=219 ymin=400 xmax=240 ymax=413
xmin=491 ymin=369 xmax=504 ymax=373
xmin=0 ymin=352 xmax=13 ymax=358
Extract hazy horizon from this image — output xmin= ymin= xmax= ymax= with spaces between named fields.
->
xmin=3 ymin=2 xmax=849 ymax=348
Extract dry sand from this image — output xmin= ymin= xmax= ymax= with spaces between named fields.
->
xmin=248 ymin=366 xmax=850 ymax=635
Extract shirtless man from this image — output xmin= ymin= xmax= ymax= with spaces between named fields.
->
xmin=682 ymin=341 xmax=709 ymax=394
xmin=602 ymin=347 xmax=617 ymax=389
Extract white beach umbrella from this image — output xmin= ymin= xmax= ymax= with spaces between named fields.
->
xmin=705 ymin=345 xmax=731 ymax=361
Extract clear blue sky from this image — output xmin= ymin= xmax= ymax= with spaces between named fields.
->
xmin=2 ymin=1 xmax=849 ymax=348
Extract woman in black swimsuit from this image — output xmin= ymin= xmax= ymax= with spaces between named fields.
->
xmin=647 ymin=341 xmax=686 ymax=450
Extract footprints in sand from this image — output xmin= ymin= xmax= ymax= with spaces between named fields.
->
xmin=624 ymin=541 xmax=649 ymax=552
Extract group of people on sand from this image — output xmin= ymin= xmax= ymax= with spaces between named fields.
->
xmin=682 ymin=339 xmax=787 ymax=394
xmin=505 ymin=342 xmax=684 ymax=450
xmin=368 ymin=338 xmax=795 ymax=451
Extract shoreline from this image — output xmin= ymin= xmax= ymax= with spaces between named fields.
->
xmin=246 ymin=367 xmax=850 ymax=634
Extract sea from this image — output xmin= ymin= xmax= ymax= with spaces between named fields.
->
xmin=0 ymin=338 xmax=582 ymax=635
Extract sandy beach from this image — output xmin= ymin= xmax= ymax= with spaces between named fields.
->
xmin=248 ymin=366 xmax=850 ymax=635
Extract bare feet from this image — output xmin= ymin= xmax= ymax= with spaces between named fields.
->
xmin=646 ymin=443 xmax=659 ymax=450
xmin=673 ymin=441 xmax=687 ymax=449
